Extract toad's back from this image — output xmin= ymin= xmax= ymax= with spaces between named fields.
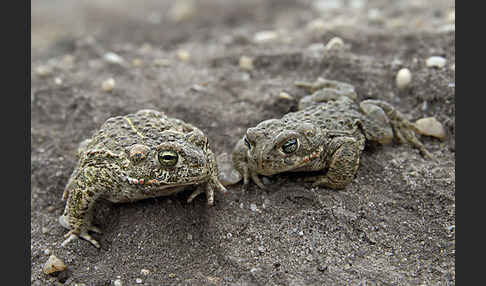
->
xmin=281 ymin=97 xmax=364 ymax=132
xmin=85 ymin=110 xmax=194 ymax=153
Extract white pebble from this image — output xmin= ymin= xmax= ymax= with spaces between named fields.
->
xmin=176 ymin=49 xmax=190 ymax=61
xmin=43 ymin=249 xmax=51 ymax=255
xmin=426 ymin=56 xmax=447 ymax=68
xmin=395 ymin=68 xmax=412 ymax=89
xmin=36 ymin=65 xmax=51 ymax=77
xmin=313 ymin=0 xmax=343 ymax=11
xmin=103 ymin=52 xmax=125 ymax=64
xmin=239 ymin=56 xmax=254 ymax=71
xmin=43 ymin=255 xmax=67 ymax=275
xmin=140 ymin=269 xmax=150 ymax=275
xmin=278 ymin=92 xmax=294 ymax=101
xmin=113 ymin=279 xmax=123 ymax=286
xmin=167 ymin=0 xmax=195 ymax=22
xmin=367 ymin=8 xmax=383 ymax=22
xmin=250 ymin=203 xmax=257 ymax=212
xmin=325 ymin=37 xmax=344 ymax=51
xmin=102 ymin=78 xmax=116 ymax=92
xmin=135 ymin=278 xmax=143 ymax=284
xmin=448 ymin=10 xmax=455 ymax=23
xmin=54 ymin=77 xmax=63 ymax=85
xmin=414 ymin=117 xmax=446 ymax=140
xmin=253 ymin=30 xmax=279 ymax=43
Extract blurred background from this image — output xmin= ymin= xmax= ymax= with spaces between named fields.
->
xmin=32 ymin=0 xmax=454 ymax=60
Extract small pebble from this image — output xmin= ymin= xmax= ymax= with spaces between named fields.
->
xmin=43 ymin=249 xmax=51 ymax=255
xmin=258 ymin=246 xmax=265 ymax=253
xmin=313 ymin=0 xmax=343 ymax=11
xmin=414 ymin=117 xmax=447 ymax=140
xmin=250 ymin=203 xmax=257 ymax=212
xmin=167 ymin=0 xmax=195 ymax=22
xmin=41 ymin=227 xmax=49 ymax=234
xmin=168 ymin=273 xmax=177 ymax=278
xmin=325 ymin=37 xmax=344 ymax=51
xmin=395 ymin=68 xmax=412 ymax=89
xmin=426 ymin=56 xmax=447 ymax=68
xmin=278 ymin=92 xmax=294 ymax=101
xmin=113 ymin=279 xmax=123 ymax=286
xmin=135 ymin=278 xmax=143 ymax=284
xmin=176 ymin=49 xmax=190 ymax=61
xmin=47 ymin=206 xmax=56 ymax=213
xmin=36 ymin=66 xmax=51 ymax=77
xmin=54 ymin=77 xmax=63 ymax=85
xmin=187 ymin=234 xmax=193 ymax=240
xmin=367 ymin=8 xmax=383 ymax=22
xmin=253 ymin=30 xmax=279 ymax=43
xmin=448 ymin=10 xmax=455 ymax=22
xmin=239 ymin=56 xmax=254 ymax=71
xmin=43 ymin=255 xmax=67 ymax=275
xmin=141 ymin=269 xmax=150 ymax=275
xmin=102 ymin=78 xmax=116 ymax=92
xmin=103 ymin=52 xmax=125 ymax=65
xmin=451 ymin=64 xmax=455 ymax=72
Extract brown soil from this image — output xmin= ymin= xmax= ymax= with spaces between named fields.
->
xmin=31 ymin=0 xmax=455 ymax=285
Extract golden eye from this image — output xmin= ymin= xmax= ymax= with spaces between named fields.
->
xmin=282 ymin=138 xmax=298 ymax=154
xmin=158 ymin=150 xmax=178 ymax=167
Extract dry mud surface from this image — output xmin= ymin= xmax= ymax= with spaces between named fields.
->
xmin=31 ymin=0 xmax=455 ymax=285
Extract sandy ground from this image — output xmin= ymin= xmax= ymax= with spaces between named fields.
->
xmin=31 ymin=0 xmax=455 ymax=285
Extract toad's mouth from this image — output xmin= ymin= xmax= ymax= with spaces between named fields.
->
xmin=122 ymin=175 xmax=207 ymax=187
xmin=254 ymin=149 xmax=322 ymax=175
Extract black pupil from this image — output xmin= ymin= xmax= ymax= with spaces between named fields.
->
xmin=282 ymin=139 xmax=297 ymax=153
xmin=244 ymin=137 xmax=251 ymax=148
xmin=162 ymin=155 xmax=176 ymax=160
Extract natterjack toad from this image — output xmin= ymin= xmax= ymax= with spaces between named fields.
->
xmin=233 ymin=78 xmax=433 ymax=190
xmin=60 ymin=109 xmax=227 ymax=248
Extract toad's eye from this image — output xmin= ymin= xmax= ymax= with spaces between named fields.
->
xmin=244 ymin=136 xmax=251 ymax=149
xmin=281 ymin=138 xmax=298 ymax=154
xmin=158 ymin=150 xmax=178 ymax=167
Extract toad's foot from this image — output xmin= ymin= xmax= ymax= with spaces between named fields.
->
xmin=61 ymin=230 xmax=101 ymax=249
xmin=187 ymin=180 xmax=228 ymax=206
xmin=360 ymin=100 xmax=434 ymax=160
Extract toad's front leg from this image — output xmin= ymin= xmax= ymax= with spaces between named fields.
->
xmin=312 ymin=135 xmax=365 ymax=189
xmin=232 ymin=138 xmax=265 ymax=189
xmin=60 ymin=186 xmax=103 ymax=248
xmin=59 ymin=165 xmax=106 ymax=248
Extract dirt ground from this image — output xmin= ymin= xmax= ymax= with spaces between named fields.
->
xmin=31 ymin=0 xmax=455 ymax=285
